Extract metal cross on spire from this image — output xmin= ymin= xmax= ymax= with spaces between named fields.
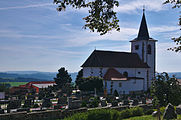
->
xmin=143 ymin=5 xmax=145 ymax=13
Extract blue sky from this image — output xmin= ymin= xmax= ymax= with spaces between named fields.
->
xmin=0 ymin=0 xmax=180 ymax=73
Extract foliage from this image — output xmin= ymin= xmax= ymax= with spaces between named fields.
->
xmin=124 ymin=115 xmax=181 ymax=120
xmin=63 ymin=109 xmax=120 ymax=120
xmin=164 ymin=0 xmax=181 ymax=52
xmin=54 ymin=67 xmax=72 ymax=88
xmin=63 ymin=107 xmax=148 ymax=120
xmin=119 ymin=107 xmax=144 ymax=119
xmin=42 ymin=98 xmax=52 ymax=108
xmin=78 ymin=77 xmax=103 ymax=92
xmin=120 ymin=109 xmax=132 ymax=119
xmin=130 ymin=107 xmax=144 ymax=117
xmin=151 ymin=72 xmax=181 ymax=107
xmin=81 ymin=100 xmax=87 ymax=107
xmin=144 ymin=109 xmax=154 ymax=115
xmin=0 ymin=83 xmax=10 ymax=92
xmin=54 ymin=0 xmax=120 ymax=35
xmin=32 ymin=103 xmax=39 ymax=108
xmin=75 ymin=69 xmax=83 ymax=87
xmin=113 ymin=90 xmax=119 ymax=97
xmin=89 ymin=97 xmax=99 ymax=108
xmin=23 ymin=99 xmax=32 ymax=108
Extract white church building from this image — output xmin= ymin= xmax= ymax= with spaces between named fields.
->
xmin=81 ymin=11 xmax=157 ymax=95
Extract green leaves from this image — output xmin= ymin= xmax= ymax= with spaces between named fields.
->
xmin=164 ymin=0 xmax=181 ymax=52
xmin=54 ymin=0 xmax=120 ymax=35
xmin=151 ymin=72 xmax=181 ymax=107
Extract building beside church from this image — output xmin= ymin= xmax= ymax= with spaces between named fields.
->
xmin=81 ymin=10 xmax=157 ymax=95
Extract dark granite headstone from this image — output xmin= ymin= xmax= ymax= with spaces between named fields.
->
xmin=163 ymin=103 xmax=177 ymax=120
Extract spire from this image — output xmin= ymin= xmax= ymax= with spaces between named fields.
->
xmin=137 ymin=8 xmax=150 ymax=40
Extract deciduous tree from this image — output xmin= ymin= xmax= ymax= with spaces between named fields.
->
xmin=78 ymin=76 xmax=103 ymax=92
xmin=151 ymin=72 xmax=181 ymax=107
xmin=164 ymin=0 xmax=181 ymax=52
xmin=54 ymin=0 xmax=120 ymax=35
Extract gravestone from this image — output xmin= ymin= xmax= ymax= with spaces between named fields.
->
xmin=0 ymin=109 xmax=4 ymax=114
xmin=101 ymin=100 xmax=107 ymax=107
xmin=176 ymin=105 xmax=181 ymax=115
xmin=152 ymin=111 xmax=158 ymax=117
xmin=68 ymin=97 xmax=81 ymax=109
xmin=111 ymin=100 xmax=118 ymax=107
xmin=141 ymin=98 xmax=146 ymax=104
xmin=58 ymin=97 xmax=67 ymax=105
xmin=42 ymin=98 xmax=52 ymax=108
xmin=132 ymin=99 xmax=139 ymax=106
xmin=163 ymin=103 xmax=177 ymax=120
xmin=123 ymin=100 xmax=129 ymax=106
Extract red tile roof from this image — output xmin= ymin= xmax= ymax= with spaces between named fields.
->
xmin=103 ymin=68 xmax=127 ymax=80
xmin=178 ymin=79 xmax=181 ymax=85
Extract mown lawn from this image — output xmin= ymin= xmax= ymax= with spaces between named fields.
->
xmin=123 ymin=115 xmax=181 ymax=120
xmin=4 ymin=82 xmax=27 ymax=87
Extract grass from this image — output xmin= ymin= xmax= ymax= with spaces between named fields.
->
xmin=123 ymin=115 xmax=181 ymax=120
xmin=4 ymin=82 xmax=28 ymax=87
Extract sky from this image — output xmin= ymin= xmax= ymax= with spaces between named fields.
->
xmin=0 ymin=0 xmax=180 ymax=73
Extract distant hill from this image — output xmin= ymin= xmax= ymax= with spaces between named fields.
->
xmin=168 ymin=72 xmax=181 ymax=79
xmin=1 ymin=71 xmax=180 ymax=83
xmin=0 ymin=71 xmax=78 ymax=82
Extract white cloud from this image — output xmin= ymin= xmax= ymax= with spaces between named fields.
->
xmin=0 ymin=3 xmax=53 ymax=10
xmin=115 ymin=0 xmax=167 ymax=13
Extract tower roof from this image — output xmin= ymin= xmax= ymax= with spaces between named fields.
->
xmin=136 ymin=10 xmax=150 ymax=40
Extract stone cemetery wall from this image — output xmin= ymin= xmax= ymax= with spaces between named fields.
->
xmin=0 ymin=104 xmax=153 ymax=120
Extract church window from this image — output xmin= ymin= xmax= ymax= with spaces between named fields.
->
xmin=119 ymin=82 xmax=122 ymax=87
xmin=123 ymin=71 xmax=128 ymax=77
xmin=135 ymin=45 xmax=139 ymax=50
xmin=99 ymin=68 xmax=103 ymax=77
xmin=147 ymin=44 xmax=151 ymax=54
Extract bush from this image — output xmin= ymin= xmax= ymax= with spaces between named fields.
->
xmin=89 ymin=97 xmax=99 ymax=108
xmin=120 ymin=109 xmax=132 ymax=119
xmin=130 ymin=107 xmax=143 ymax=117
xmin=81 ymin=101 xmax=87 ymax=107
xmin=144 ymin=109 xmax=154 ymax=115
xmin=32 ymin=104 xmax=39 ymax=108
xmin=64 ymin=109 xmax=120 ymax=120
xmin=120 ymin=107 xmax=143 ymax=119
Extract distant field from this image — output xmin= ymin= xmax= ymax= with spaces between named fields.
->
xmin=3 ymin=82 xmax=28 ymax=87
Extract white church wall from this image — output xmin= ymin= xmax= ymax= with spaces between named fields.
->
xmin=83 ymin=67 xmax=147 ymax=79
xmin=131 ymin=40 xmax=156 ymax=88
xmin=105 ymin=79 xmax=144 ymax=94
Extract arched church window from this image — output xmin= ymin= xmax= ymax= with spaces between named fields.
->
xmin=147 ymin=44 xmax=151 ymax=54
xmin=135 ymin=45 xmax=139 ymax=50
xmin=123 ymin=71 xmax=128 ymax=77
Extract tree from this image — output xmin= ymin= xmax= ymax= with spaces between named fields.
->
xmin=54 ymin=0 xmax=120 ymax=35
xmin=0 ymin=83 xmax=10 ymax=93
xmin=75 ymin=69 xmax=83 ymax=87
xmin=164 ymin=0 xmax=181 ymax=52
xmin=151 ymin=72 xmax=181 ymax=107
xmin=78 ymin=76 xmax=103 ymax=92
xmin=54 ymin=67 xmax=72 ymax=88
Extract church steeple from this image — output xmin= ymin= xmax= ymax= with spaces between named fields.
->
xmin=137 ymin=9 xmax=150 ymax=40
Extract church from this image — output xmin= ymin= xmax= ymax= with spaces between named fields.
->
xmin=81 ymin=10 xmax=157 ymax=95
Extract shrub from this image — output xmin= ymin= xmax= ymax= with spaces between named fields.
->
xmin=64 ymin=109 xmax=120 ymax=120
xmin=32 ymin=104 xmax=39 ymax=108
xmin=89 ymin=98 xmax=99 ymax=108
xmin=120 ymin=107 xmax=143 ymax=119
xmin=130 ymin=107 xmax=143 ymax=117
xmin=144 ymin=109 xmax=154 ymax=115
xmin=81 ymin=101 xmax=87 ymax=107
xmin=120 ymin=109 xmax=132 ymax=119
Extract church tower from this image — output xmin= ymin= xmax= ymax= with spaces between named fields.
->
xmin=130 ymin=9 xmax=157 ymax=89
